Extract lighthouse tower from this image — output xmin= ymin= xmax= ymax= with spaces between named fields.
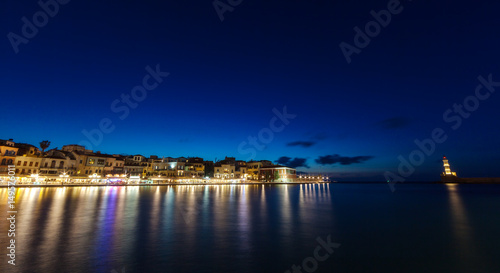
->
xmin=442 ymin=156 xmax=457 ymax=178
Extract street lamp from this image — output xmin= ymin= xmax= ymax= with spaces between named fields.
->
xmin=59 ymin=172 xmax=69 ymax=185
xmin=89 ymin=173 xmax=101 ymax=184
xmin=30 ymin=173 xmax=39 ymax=185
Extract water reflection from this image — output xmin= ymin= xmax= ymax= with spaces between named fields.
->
xmin=446 ymin=184 xmax=472 ymax=245
xmin=0 ymin=184 xmax=499 ymax=272
xmin=445 ymin=184 xmax=481 ymax=269
xmin=0 ymin=184 xmax=332 ymax=272
xmin=237 ymin=185 xmax=250 ymax=252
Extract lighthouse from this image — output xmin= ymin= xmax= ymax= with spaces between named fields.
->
xmin=440 ymin=156 xmax=500 ymax=183
xmin=441 ymin=156 xmax=457 ymax=182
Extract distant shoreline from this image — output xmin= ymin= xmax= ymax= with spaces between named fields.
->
xmin=0 ymin=181 xmax=330 ymax=188
xmin=4 ymin=181 xmax=500 ymax=188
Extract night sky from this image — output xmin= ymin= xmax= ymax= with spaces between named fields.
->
xmin=2 ymin=0 xmax=500 ymax=181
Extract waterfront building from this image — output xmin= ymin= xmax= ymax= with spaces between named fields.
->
xmin=12 ymin=143 xmax=42 ymax=177
xmin=125 ymin=165 xmax=146 ymax=177
xmin=222 ymin=157 xmax=235 ymax=164
xmin=186 ymin=157 xmax=205 ymax=177
xmin=62 ymin=144 xmax=88 ymax=153
xmin=125 ymin=155 xmax=148 ymax=177
xmin=61 ymin=145 xmax=90 ymax=177
xmin=148 ymin=158 xmax=186 ymax=177
xmin=246 ymin=160 xmax=274 ymax=180
xmin=259 ymin=160 xmax=273 ymax=167
xmin=0 ymin=139 xmax=18 ymax=176
xmin=163 ymin=157 xmax=177 ymax=163
xmin=82 ymin=152 xmax=108 ymax=176
xmin=144 ymin=159 xmax=155 ymax=176
xmin=127 ymin=155 xmax=147 ymax=164
xmin=15 ymin=153 xmax=42 ymax=176
xmin=213 ymin=158 xmax=279 ymax=181
xmin=148 ymin=157 xmax=177 ymax=177
xmin=176 ymin=157 xmax=187 ymax=163
xmin=260 ymin=165 xmax=297 ymax=182
xmin=15 ymin=143 xmax=41 ymax=156
xmin=72 ymin=150 xmax=89 ymax=176
xmin=246 ymin=161 xmax=260 ymax=180
xmin=40 ymin=150 xmax=78 ymax=176
xmin=214 ymin=162 xmax=235 ymax=179
xmin=234 ymin=160 xmax=247 ymax=179
xmin=103 ymin=154 xmax=126 ymax=176
xmin=175 ymin=161 xmax=186 ymax=177
xmin=204 ymin=160 xmax=214 ymax=177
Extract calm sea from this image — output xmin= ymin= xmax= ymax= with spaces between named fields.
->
xmin=1 ymin=183 xmax=500 ymax=273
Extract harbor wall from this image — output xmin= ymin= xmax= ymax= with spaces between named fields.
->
xmin=441 ymin=175 xmax=500 ymax=183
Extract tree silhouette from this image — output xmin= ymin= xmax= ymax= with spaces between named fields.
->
xmin=40 ymin=140 xmax=51 ymax=154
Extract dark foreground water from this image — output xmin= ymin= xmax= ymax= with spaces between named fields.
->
xmin=1 ymin=183 xmax=500 ymax=273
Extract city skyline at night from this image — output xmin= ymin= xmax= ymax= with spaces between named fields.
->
xmin=3 ymin=0 xmax=500 ymax=181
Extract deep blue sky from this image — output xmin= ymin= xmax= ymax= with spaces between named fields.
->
xmin=2 ymin=0 xmax=500 ymax=181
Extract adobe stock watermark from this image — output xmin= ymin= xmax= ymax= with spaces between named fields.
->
xmin=238 ymin=106 xmax=296 ymax=160
xmin=213 ymin=0 xmax=243 ymax=22
xmin=7 ymin=0 xmax=71 ymax=54
xmin=385 ymin=73 xmax=499 ymax=192
xmin=79 ymin=64 xmax=169 ymax=150
xmin=339 ymin=0 xmax=412 ymax=64
xmin=6 ymin=165 xmax=17 ymax=266
xmin=284 ymin=234 xmax=340 ymax=273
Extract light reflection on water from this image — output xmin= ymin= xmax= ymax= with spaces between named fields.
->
xmin=446 ymin=184 xmax=473 ymax=251
xmin=0 ymin=184 xmax=499 ymax=273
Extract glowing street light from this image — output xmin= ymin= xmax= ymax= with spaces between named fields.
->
xmin=89 ymin=173 xmax=101 ymax=183
xmin=30 ymin=173 xmax=39 ymax=184
xmin=60 ymin=172 xmax=69 ymax=185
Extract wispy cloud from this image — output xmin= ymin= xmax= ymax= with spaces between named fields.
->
xmin=315 ymin=154 xmax=374 ymax=165
xmin=287 ymin=141 xmax=316 ymax=148
xmin=276 ymin=156 xmax=309 ymax=168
